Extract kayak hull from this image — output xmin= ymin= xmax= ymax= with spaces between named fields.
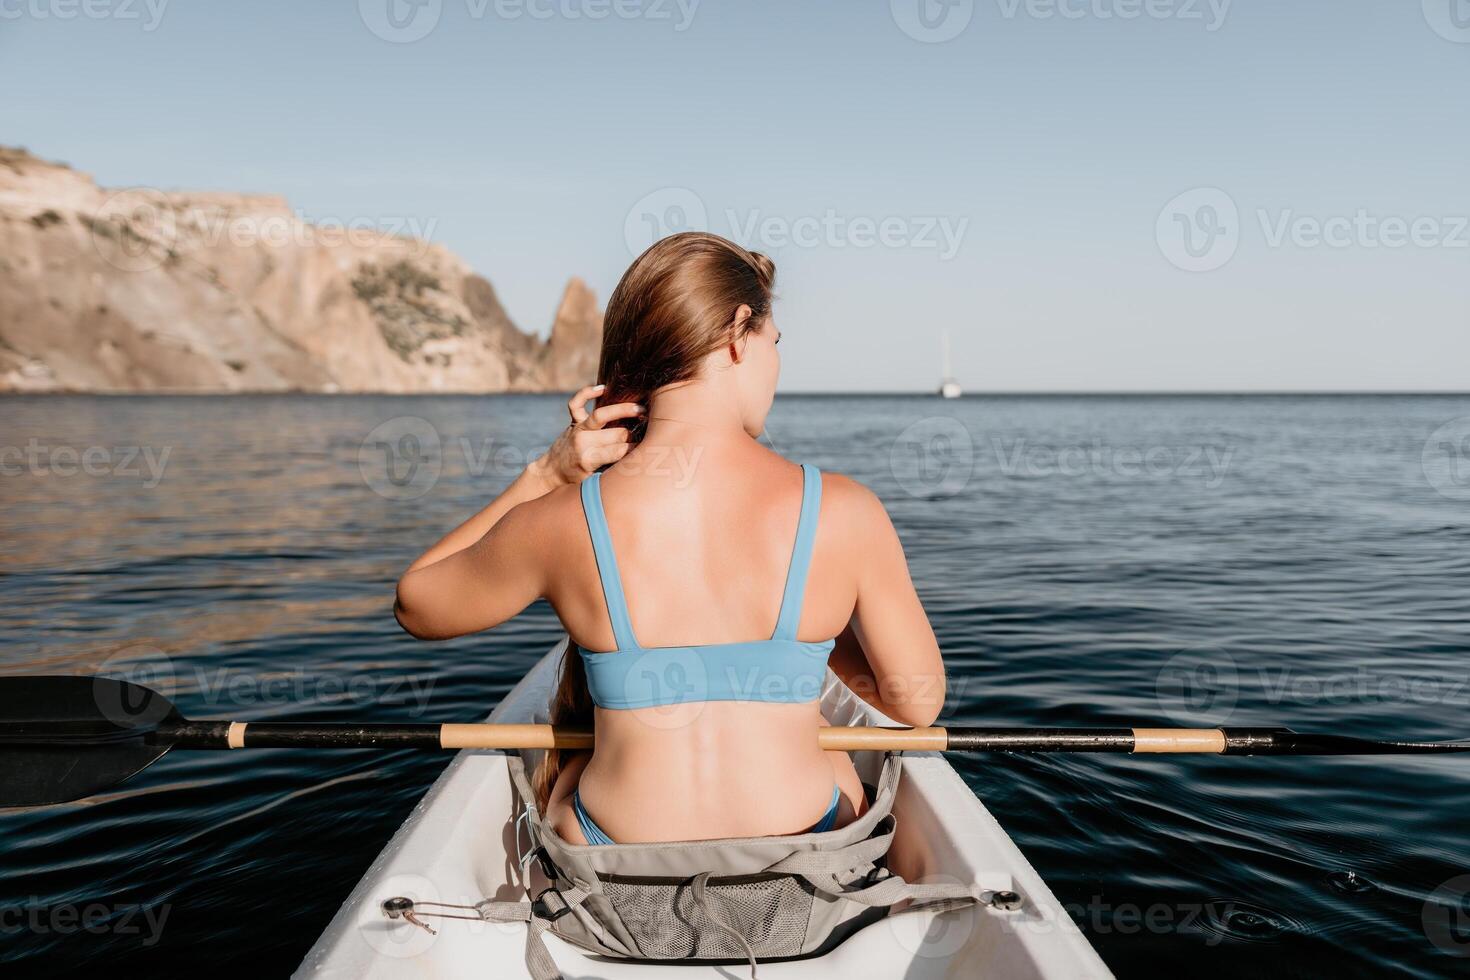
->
xmin=296 ymin=643 xmax=1112 ymax=979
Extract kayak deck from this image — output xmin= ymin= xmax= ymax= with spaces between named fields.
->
xmin=296 ymin=644 xmax=1111 ymax=979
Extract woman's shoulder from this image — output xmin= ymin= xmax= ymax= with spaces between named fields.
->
xmin=745 ymin=445 xmax=873 ymax=501
xmin=731 ymin=445 xmax=893 ymax=532
xmin=808 ymin=467 xmax=893 ymax=531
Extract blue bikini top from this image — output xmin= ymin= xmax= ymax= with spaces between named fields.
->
xmin=577 ymin=463 xmax=836 ymax=710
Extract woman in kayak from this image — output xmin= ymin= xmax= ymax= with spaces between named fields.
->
xmin=395 ymin=231 xmax=946 ymax=844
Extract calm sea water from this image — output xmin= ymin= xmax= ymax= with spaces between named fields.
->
xmin=3 ymin=394 xmax=1470 ymax=978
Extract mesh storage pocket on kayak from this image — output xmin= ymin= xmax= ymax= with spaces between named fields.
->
xmin=597 ymin=871 xmax=815 ymax=959
xmin=477 ymin=752 xmax=980 ymax=980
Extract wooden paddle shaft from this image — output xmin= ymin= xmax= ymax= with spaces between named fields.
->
xmin=435 ymin=725 xmax=957 ymax=751
xmin=152 ymin=722 xmax=1470 ymax=755
xmin=434 ymin=725 xmax=1223 ymax=753
xmin=172 ymin=722 xmax=1239 ymax=753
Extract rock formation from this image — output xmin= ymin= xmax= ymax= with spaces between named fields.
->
xmin=0 ymin=147 xmax=601 ymax=393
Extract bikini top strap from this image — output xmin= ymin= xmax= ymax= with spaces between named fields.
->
xmin=580 ymin=473 xmax=640 ymax=650
xmin=772 ymin=463 xmax=823 ymax=641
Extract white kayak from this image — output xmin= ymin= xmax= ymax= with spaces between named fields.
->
xmin=296 ymin=642 xmax=1112 ymax=979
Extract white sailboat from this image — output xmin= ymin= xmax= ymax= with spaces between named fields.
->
xmin=939 ymin=330 xmax=962 ymax=399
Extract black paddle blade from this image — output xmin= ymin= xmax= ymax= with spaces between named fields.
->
xmin=0 ymin=676 xmax=178 ymax=806
xmin=1 ymin=741 xmax=172 ymax=807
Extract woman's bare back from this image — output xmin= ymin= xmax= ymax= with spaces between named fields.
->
xmin=536 ymin=439 xmax=868 ymax=843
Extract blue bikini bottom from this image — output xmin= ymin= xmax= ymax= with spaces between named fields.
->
xmin=572 ymin=784 xmax=841 ymax=846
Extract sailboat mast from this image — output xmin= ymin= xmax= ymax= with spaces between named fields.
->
xmin=939 ymin=331 xmax=962 ymax=398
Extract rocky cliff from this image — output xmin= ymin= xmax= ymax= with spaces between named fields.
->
xmin=0 ymin=148 xmax=601 ymax=393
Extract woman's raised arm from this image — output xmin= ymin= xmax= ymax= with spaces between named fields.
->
xmin=393 ymin=386 xmax=641 ymax=640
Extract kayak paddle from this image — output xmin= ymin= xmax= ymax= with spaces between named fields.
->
xmin=3 ymin=675 xmax=1468 ymax=807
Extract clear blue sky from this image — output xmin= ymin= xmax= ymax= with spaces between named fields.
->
xmin=2 ymin=0 xmax=1466 ymax=390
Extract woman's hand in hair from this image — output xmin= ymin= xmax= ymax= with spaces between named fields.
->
xmin=396 ymin=384 xmax=641 ymax=639
xmin=526 ymin=383 xmax=643 ymax=492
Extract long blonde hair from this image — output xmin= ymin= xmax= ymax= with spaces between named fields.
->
xmin=532 ymin=232 xmax=777 ymax=809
